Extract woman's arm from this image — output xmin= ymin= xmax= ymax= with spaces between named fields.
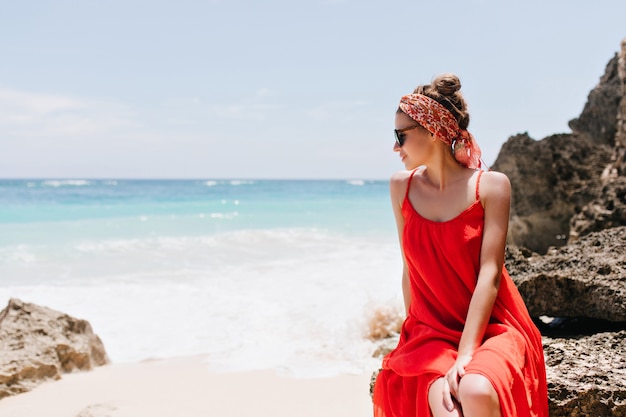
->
xmin=389 ymin=171 xmax=411 ymax=316
xmin=444 ymin=170 xmax=511 ymax=406
xmin=458 ymin=171 xmax=510 ymax=356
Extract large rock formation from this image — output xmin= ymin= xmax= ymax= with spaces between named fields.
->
xmin=568 ymin=52 xmax=623 ymax=147
xmin=492 ymin=37 xmax=626 ymax=254
xmin=492 ymin=132 xmax=610 ymax=253
xmin=0 ymin=298 xmax=109 ymax=399
xmin=494 ymin=38 xmax=626 ymax=415
xmin=568 ymin=39 xmax=626 ymax=241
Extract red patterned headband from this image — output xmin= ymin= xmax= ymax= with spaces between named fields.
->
xmin=399 ymin=94 xmax=482 ymax=169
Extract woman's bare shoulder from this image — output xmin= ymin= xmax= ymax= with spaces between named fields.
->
xmin=389 ymin=168 xmax=421 ymax=205
xmin=479 ymin=170 xmax=511 ymax=201
xmin=390 ymin=169 xmax=411 ymax=184
xmin=481 ymin=170 xmax=510 ymax=187
xmin=390 ymin=167 xmax=425 ymax=194
xmin=390 ymin=170 xmax=410 ymax=201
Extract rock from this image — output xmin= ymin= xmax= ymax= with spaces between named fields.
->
xmin=615 ymin=38 xmax=626 ymax=170
xmin=568 ymin=51 xmax=622 ymax=147
xmin=601 ymin=39 xmax=626 ymax=181
xmin=370 ymin=334 xmax=399 ymax=359
xmin=544 ymin=331 xmax=626 ymax=417
xmin=492 ymin=133 xmax=610 ymax=254
xmin=567 ymin=39 xmax=626 ymax=240
xmin=0 ymin=298 xmax=109 ymax=400
xmin=570 ymin=177 xmax=626 ymax=240
xmin=617 ymin=38 xmax=626 ymax=143
xmin=492 ymin=37 xmax=626 ymax=254
xmin=506 ymin=227 xmax=626 ymax=322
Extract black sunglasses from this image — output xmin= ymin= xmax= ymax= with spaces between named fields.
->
xmin=394 ymin=125 xmax=422 ymax=147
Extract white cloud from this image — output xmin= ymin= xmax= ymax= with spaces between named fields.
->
xmin=209 ymin=88 xmax=284 ymax=121
xmin=159 ymin=97 xmax=203 ymax=108
xmin=0 ymin=88 xmax=139 ymax=139
xmin=255 ymin=87 xmax=279 ymax=97
xmin=306 ymin=99 xmax=370 ymax=122
xmin=0 ymin=88 xmax=85 ymax=114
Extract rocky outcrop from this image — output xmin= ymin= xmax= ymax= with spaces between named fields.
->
xmin=492 ymin=132 xmax=610 ymax=253
xmin=569 ymin=177 xmax=626 ymax=240
xmin=0 ymin=298 xmax=109 ymax=399
xmin=567 ymin=39 xmax=626 ymax=241
xmin=568 ymin=53 xmax=622 ymax=147
xmin=505 ymin=226 xmax=626 ymax=322
xmin=616 ymin=38 xmax=626 ymax=154
xmin=493 ymin=37 xmax=626 ymax=254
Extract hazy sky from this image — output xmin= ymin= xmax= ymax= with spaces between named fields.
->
xmin=1 ymin=0 xmax=625 ymax=179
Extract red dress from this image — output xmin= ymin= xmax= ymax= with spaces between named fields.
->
xmin=373 ymin=170 xmax=548 ymax=417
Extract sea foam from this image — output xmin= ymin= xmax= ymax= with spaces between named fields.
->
xmin=0 ymin=179 xmax=400 ymax=377
xmin=0 ymin=227 xmax=402 ymax=376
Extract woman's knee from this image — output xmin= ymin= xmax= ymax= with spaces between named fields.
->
xmin=428 ymin=377 xmax=461 ymax=417
xmin=458 ymin=374 xmax=499 ymax=408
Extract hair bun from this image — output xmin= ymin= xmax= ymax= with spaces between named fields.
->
xmin=432 ymin=73 xmax=461 ymax=97
xmin=410 ymin=73 xmax=469 ymax=130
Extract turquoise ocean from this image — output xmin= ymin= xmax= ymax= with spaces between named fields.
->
xmin=0 ymin=179 xmax=403 ymax=377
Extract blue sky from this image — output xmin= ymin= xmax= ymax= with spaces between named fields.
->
xmin=1 ymin=0 xmax=625 ymax=179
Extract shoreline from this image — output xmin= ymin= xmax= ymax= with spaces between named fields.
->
xmin=0 ymin=355 xmax=374 ymax=417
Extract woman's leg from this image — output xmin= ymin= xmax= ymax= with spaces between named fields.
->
xmin=457 ymin=374 xmax=501 ymax=417
xmin=428 ymin=377 xmax=463 ymax=417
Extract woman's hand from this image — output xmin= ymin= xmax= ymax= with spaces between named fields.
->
xmin=443 ymin=354 xmax=473 ymax=411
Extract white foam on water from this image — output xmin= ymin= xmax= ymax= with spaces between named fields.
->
xmin=230 ymin=180 xmax=255 ymax=186
xmin=0 ymin=228 xmax=402 ymax=377
xmin=41 ymin=180 xmax=91 ymax=187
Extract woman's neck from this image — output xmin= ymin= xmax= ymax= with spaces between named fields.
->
xmin=422 ymin=145 xmax=467 ymax=191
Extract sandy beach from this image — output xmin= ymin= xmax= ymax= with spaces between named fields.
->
xmin=0 ymin=356 xmax=374 ymax=417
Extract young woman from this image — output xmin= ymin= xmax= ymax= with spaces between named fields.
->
xmin=372 ymin=74 xmax=548 ymax=417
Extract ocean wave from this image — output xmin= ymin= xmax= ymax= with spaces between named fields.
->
xmin=0 ymin=227 xmax=401 ymax=375
xmin=42 ymin=179 xmax=91 ymax=187
xmin=71 ymin=228 xmax=341 ymax=253
xmin=230 ymin=180 xmax=255 ymax=186
xmin=347 ymin=179 xmax=365 ymax=186
xmin=203 ymin=179 xmax=254 ymax=186
xmin=209 ymin=211 xmax=239 ymax=219
xmin=0 ymin=245 xmax=37 ymax=265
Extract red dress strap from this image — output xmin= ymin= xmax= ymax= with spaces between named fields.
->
xmin=405 ymin=169 xmax=419 ymax=201
xmin=475 ymin=170 xmax=484 ymax=201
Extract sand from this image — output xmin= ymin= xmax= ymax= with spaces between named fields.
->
xmin=0 ymin=356 xmax=374 ymax=417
